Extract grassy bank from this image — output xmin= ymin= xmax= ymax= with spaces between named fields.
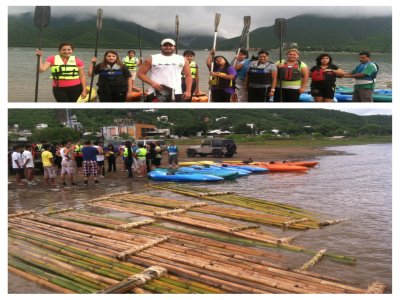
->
xmin=171 ymin=135 xmax=392 ymax=147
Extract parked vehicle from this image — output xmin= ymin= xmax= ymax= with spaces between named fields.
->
xmin=186 ymin=139 xmax=237 ymax=158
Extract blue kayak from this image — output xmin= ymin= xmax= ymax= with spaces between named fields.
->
xmin=193 ymin=165 xmax=251 ymax=177
xmin=178 ymin=166 xmax=239 ymax=180
xmin=335 ymin=86 xmax=392 ymax=102
xmin=148 ymin=170 xmax=224 ymax=182
xmin=221 ymin=164 xmax=269 ymax=173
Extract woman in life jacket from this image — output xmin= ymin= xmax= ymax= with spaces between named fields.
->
xmin=274 ymin=48 xmax=309 ymax=102
xmin=181 ymin=50 xmax=200 ymax=101
xmin=88 ymin=50 xmax=133 ymax=102
xmin=310 ymin=53 xmax=345 ymax=102
xmin=245 ymin=50 xmax=277 ymax=102
xmin=206 ymin=50 xmax=237 ymax=102
xmin=35 ymin=42 xmax=87 ymax=102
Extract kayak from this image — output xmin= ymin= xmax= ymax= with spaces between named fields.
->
xmin=270 ymin=161 xmax=319 ymax=168
xmin=178 ymin=166 xmax=239 ymax=180
xmin=148 ymin=170 xmax=224 ymax=182
xmin=126 ymin=90 xmax=143 ymax=102
xmin=77 ymin=86 xmax=97 ymax=102
xmin=198 ymin=165 xmax=252 ymax=177
xmin=192 ymin=92 xmax=208 ymax=102
xmin=335 ymin=86 xmax=392 ymax=102
xmin=253 ymin=163 xmax=309 ymax=172
xmin=221 ymin=164 xmax=269 ymax=173
xmin=300 ymin=93 xmax=337 ymax=102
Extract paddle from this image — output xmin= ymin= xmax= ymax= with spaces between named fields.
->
xmin=230 ymin=16 xmax=251 ymax=102
xmin=175 ymin=15 xmax=179 ymax=54
xmin=34 ymin=6 xmax=51 ymax=103
xmin=246 ymin=16 xmax=251 ymax=50
xmin=138 ymin=25 xmax=146 ymax=101
xmin=208 ymin=13 xmax=221 ymax=102
xmin=88 ymin=8 xmax=103 ymax=102
xmin=274 ymin=18 xmax=286 ymax=102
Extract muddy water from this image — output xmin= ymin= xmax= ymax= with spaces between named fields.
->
xmin=8 ymin=144 xmax=391 ymax=293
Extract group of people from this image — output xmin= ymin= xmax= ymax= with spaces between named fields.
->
xmin=35 ymin=39 xmax=379 ymax=103
xmin=11 ymin=140 xmax=180 ymax=187
xmin=225 ymin=48 xmax=378 ymax=102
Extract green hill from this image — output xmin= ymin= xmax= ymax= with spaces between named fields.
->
xmin=219 ymin=15 xmax=392 ymax=52
xmin=8 ymin=13 xmax=391 ymax=52
xmin=8 ymin=109 xmax=392 ymax=138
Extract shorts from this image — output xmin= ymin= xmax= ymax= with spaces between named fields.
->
xmin=13 ymin=168 xmax=25 ymax=175
xmin=61 ymin=159 xmax=75 ymax=175
xmin=75 ymin=156 xmax=83 ymax=168
xmin=311 ymin=85 xmax=335 ymax=99
xmin=43 ymin=166 xmax=57 ymax=179
xmin=129 ymin=70 xmax=137 ymax=80
xmin=168 ymin=155 xmax=178 ymax=165
xmin=83 ymin=160 xmax=98 ymax=177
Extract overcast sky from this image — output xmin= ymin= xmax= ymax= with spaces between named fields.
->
xmin=8 ymin=5 xmax=392 ymax=38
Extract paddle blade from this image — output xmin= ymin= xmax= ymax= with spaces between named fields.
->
xmin=214 ymin=13 xmax=221 ymax=31
xmin=96 ymin=9 xmax=103 ymax=31
xmin=274 ymin=18 xmax=286 ymax=38
xmin=34 ymin=6 xmax=51 ymax=30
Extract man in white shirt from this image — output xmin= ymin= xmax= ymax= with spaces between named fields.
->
xmin=138 ymin=38 xmax=192 ymax=102
xmin=60 ymin=141 xmax=76 ymax=186
xmin=11 ymin=145 xmax=25 ymax=186
xmin=22 ymin=144 xmax=36 ymax=186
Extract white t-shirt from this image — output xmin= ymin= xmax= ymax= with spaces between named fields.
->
xmin=148 ymin=53 xmax=185 ymax=95
xmin=12 ymin=151 xmax=24 ymax=169
xmin=21 ymin=150 xmax=34 ymax=168
xmin=94 ymin=145 xmax=105 ymax=162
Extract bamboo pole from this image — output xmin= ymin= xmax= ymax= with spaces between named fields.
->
xmin=300 ymin=249 xmax=327 ymax=271
xmin=98 ymin=266 xmax=167 ymax=293
xmin=9 ymin=266 xmax=76 ymax=294
xmin=116 ymin=236 xmax=169 ymax=261
xmin=366 ymin=281 xmax=386 ymax=293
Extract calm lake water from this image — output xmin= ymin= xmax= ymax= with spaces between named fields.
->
xmin=8 ymin=143 xmax=392 ymax=293
xmin=8 ymin=47 xmax=392 ymax=102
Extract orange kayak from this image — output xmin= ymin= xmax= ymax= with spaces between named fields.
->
xmin=252 ymin=162 xmax=309 ymax=172
xmin=269 ymin=161 xmax=319 ymax=168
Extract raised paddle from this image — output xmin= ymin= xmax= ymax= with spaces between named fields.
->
xmin=208 ymin=13 xmax=221 ymax=102
xmin=138 ymin=25 xmax=146 ymax=101
xmin=274 ymin=18 xmax=287 ymax=102
xmin=175 ymin=15 xmax=179 ymax=54
xmin=230 ymin=16 xmax=251 ymax=102
xmin=88 ymin=8 xmax=103 ymax=102
xmin=34 ymin=6 xmax=51 ymax=102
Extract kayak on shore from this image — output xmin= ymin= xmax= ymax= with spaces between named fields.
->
xmin=300 ymin=86 xmax=392 ymax=102
xmin=148 ymin=169 xmax=224 ymax=182
xmin=177 ymin=166 xmax=240 ymax=180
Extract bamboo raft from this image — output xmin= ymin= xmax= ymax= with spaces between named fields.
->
xmin=149 ymin=183 xmax=346 ymax=229
xmin=8 ymin=201 xmax=384 ymax=294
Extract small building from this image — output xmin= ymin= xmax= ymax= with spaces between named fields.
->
xmin=36 ymin=123 xmax=48 ymax=129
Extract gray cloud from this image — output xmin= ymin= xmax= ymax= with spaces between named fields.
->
xmin=8 ymin=6 xmax=391 ymax=38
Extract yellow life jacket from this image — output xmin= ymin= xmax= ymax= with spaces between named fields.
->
xmin=124 ymin=56 xmax=137 ymax=70
xmin=210 ymin=72 xmax=234 ymax=88
xmin=50 ymin=55 xmax=80 ymax=80
xmin=182 ymin=61 xmax=197 ymax=79
xmin=137 ymin=148 xmax=147 ymax=159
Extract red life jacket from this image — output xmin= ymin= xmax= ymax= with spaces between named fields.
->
xmin=278 ymin=61 xmax=302 ymax=81
xmin=311 ymin=67 xmax=336 ymax=82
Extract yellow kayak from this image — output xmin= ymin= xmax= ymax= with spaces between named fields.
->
xmin=77 ymin=86 xmax=98 ymax=103
xmin=178 ymin=161 xmax=217 ymax=166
